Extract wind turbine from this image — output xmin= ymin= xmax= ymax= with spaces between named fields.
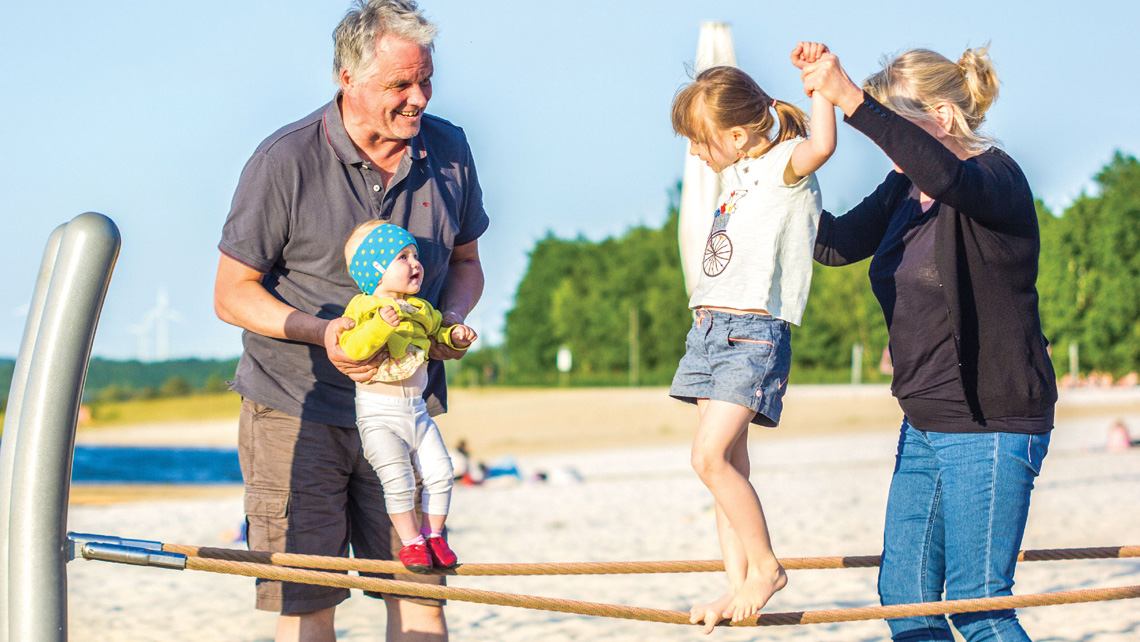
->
xmin=678 ymin=22 xmax=738 ymax=295
xmin=129 ymin=287 xmax=182 ymax=362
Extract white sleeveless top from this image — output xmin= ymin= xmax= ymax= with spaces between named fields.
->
xmin=688 ymin=138 xmax=822 ymax=326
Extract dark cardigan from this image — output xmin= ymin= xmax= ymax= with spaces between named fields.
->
xmin=814 ymin=93 xmax=1057 ymax=420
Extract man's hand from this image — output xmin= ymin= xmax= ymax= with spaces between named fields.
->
xmin=324 ymin=317 xmax=380 ymax=382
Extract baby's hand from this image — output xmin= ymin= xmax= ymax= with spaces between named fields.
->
xmin=791 ymin=41 xmax=829 ymax=69
xmin=379 ymin=305 xmax=400 ymax=327
xmin=449 ymin=324 xmax=478 ymax=349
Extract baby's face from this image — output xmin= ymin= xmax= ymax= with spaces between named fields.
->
xmin=375 ymin=244 xmax=422 ymax=296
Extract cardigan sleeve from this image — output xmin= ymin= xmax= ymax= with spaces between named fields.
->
xmin=412 ymin=297 xmax=469 ymax=352
xmin=814 ymin=171 xmax=901 ymax=267
xmin=844 ymin=93 xmax=1035 ymax=231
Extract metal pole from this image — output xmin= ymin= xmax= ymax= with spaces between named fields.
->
xmin=0 ymin=226 xmax=65 ymax=642
xmin=7 ymin=213 xmax=119 ymax=642
xmin=628 ymin=307 xmax=639 ymax=387
xmin=851 ymin=343 xmax=864 ymax=386
xmin=1069 ymin=341 xmax=1079 ymax=384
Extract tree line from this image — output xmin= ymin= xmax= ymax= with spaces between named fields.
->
xmin=459 ymin=153 xmax=1140 ymax=386
xmin=0 ymin=357 xmax=239 ymax=413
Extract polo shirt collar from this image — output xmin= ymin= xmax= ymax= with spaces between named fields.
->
xmin=323 ymin=92 xmax=427 ymax=165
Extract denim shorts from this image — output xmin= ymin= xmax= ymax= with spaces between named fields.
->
xmin=669 ymin=309 xmax=792 ymax=427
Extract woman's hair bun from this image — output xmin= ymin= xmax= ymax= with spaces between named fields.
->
xmin=958 ymin=45 xmax=999 ymax=120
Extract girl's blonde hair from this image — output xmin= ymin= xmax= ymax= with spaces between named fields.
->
xmin=862 ymin=46 xmax=1000 ymax=153
xmin=671 ymin=66 xmax=808 ymax=152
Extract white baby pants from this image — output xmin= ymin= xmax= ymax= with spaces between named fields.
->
xmin=355 ymin=391 xmax=454 ymax=516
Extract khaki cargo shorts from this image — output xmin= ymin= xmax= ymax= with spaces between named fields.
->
xmin=238 ymin=399 xmax=445 ymax=613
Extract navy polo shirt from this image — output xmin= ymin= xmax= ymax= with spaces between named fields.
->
xmin=219 ymin=95 xmax=489 ymax=426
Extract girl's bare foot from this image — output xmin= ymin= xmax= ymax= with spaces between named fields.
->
xmin=690 ymin=590 xmax=734 ymax=635
xmin=724 ymin=564 xmax=787 ymax=622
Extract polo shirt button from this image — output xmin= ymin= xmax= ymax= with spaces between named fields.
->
xmin=373 ymin=185 xmax=380 ymax=192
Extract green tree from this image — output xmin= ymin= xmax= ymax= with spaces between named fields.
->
xmin=1038 ymin=152 xmax=1140 ymax=376
xmin=503 ymin=184 xmax=689 ymax=385
xmin=795 ymin=258 xmax=888 ymax=381
xmin=203 ymin=373 xmax=231 ymax=394
xmin=159 ymin=376 xmax=192 ymax=398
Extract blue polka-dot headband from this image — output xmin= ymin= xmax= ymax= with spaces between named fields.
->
xmin=347 ymin=223 xmax=418 ymax=294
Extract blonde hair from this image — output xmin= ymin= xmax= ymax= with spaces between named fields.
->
xmin=671 ymin=66 xmax=808 ymax=152
xmin=344 ymin=219 xmax=386 ymax=268
xmin=863 ymin=45 xmax=1000 ymax=153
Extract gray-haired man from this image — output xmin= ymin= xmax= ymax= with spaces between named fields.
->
xmin=215 ymin=1 xmax=486 ymax=640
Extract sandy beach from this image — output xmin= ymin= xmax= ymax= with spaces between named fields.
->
xmin=64 ymin=385 xmax=1140 ymax=640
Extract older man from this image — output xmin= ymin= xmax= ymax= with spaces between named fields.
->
xmin=214 ymin=1 xmax=487 ymax=640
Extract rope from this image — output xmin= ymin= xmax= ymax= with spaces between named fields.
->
xmin=162 ymin=543 xmax=1140 ymax=576
xmin=184 ymin=556 xmax=1140 ymax=627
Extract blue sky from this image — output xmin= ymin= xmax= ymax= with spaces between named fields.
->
xmin=2 ymin=0 xmax=1138 ymax=361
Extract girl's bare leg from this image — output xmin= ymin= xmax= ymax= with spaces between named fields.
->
xmin=691 ymin=400 xmax=787 ymax=622
xmin=689 ymin=403 xmax=734 ymax=632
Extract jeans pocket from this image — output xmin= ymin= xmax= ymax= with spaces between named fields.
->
xmin=1026 ymin=431 xmax=1051 ymax=476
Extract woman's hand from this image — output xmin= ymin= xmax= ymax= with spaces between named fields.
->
xmin=801 ymin=52 xmax=865 ymax=117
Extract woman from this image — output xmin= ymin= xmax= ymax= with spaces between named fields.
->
xmin=798 ymin=44 xmax=1057 ymax=641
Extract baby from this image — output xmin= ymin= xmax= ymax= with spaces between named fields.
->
xmin=339 ymin=221 xmax=476 ymax=572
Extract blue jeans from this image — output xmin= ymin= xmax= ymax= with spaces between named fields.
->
xmin=879 ymin=419 xmax=1050 ymax=642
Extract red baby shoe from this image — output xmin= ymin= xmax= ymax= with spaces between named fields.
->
xmin=426 ymin=535 xmax=458 ymax=569
xmin=398 ymin=543 xmax=433 ymax=574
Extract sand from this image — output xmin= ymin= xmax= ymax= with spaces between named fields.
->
xmin=62 ymin=385 xmax=1140 ymax=640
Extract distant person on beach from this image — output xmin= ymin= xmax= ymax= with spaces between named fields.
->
xmin=801 ymin=42 xmax=1056 ymax=641
xmin=339 ymin=221 xmax=475 ymax=573
xmin=1106 ymin=419 xmax=1140 ymax=452
xmin=667 ymin=43 xmax=837 ymax=632
xmin=213 ymin=0 xmax=487 ymax=639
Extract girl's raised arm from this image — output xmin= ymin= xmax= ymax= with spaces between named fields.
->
xmin=786 ymin=41 xmax=836 ymax=182
xmin=787 ymin=89 xmax=836 ymax=182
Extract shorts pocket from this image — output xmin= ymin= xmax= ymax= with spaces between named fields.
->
xmin=726 ymin=336 xmax=776 ymax=348
xmin=725 ymin=317 xmax=778 ymax=352
xmin=245 ymin=488 xmax=290 ymax=518
xmin=244 ymin=488 xmax=290 ymax=553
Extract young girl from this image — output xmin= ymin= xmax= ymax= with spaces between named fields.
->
xmin=339 ymin=221 xmax=476 ymax=573
xmin=668 ymin=43 xmax=835 ymax=632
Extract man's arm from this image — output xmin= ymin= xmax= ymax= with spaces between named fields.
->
xmin=429 ymin=239 xmax=484 ymax=360
xmin=214 ymin=253 xmax=377 ymax=381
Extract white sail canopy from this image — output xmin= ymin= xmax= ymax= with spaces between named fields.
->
xmin=678 ymin=22 xmax=737 ymax=295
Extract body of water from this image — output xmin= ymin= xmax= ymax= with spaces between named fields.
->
xmin=71 ymin=445 xmax=241 ymax=484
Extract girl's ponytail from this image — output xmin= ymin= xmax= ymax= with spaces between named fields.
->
xmin=771 ymin=100 xmax=809 ymax=145
xmin=672 ymin=66 xmax=811 ymax=151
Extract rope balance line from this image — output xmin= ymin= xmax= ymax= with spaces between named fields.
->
xmin=183 ymin=556 xmax=1140 ymax=627
xmin=162 ymin=543 xmax=1140 ymax=576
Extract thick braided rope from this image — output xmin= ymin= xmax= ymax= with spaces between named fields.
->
xmin=185 ymin=556 xmax=1140 ymax=626
xmin=185 ymin=557 xmax=692 ymax=625
xmin=163 ymin=544 xmax=1140 ymax=576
